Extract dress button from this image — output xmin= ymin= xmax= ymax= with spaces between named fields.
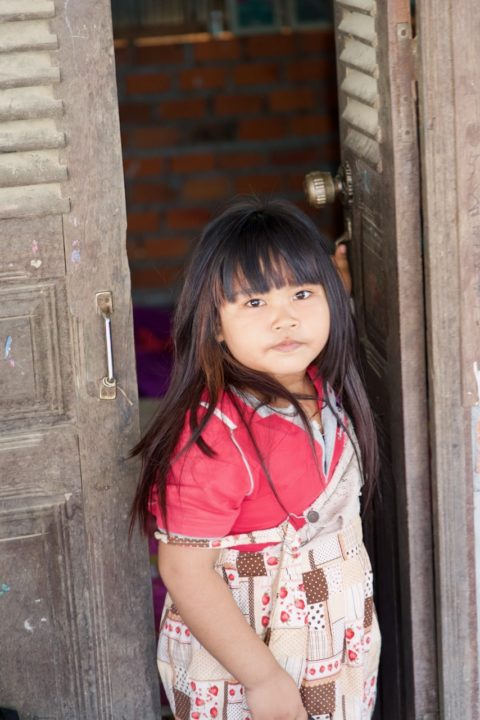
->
xmin=307 ymin=510 xmax=319 ymax=523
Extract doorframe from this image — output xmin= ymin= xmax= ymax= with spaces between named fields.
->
xmin=417 ymin=2 xmax=480 ymax=717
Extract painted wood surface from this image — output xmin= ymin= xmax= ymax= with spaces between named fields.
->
xmin=333 ymin=1 xmax=437 ymax=717
xmin=417 ymin=1 xmax=480 ymax=717
xmin=0 ymin=0 xmax=161 ymax=717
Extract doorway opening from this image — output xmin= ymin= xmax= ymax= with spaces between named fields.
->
xmin=112 ymin=0 xmax=342 ymax=711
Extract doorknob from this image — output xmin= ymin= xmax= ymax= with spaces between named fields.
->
xmin=304 ymin=162 xmax=353 ymax=208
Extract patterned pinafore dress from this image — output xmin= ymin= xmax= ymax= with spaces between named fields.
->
xmin=155 ymin=436 xmax=381 ymax=720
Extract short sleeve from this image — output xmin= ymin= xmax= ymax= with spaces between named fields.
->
xmin=148 ymin=414 xmax=252 ymax=539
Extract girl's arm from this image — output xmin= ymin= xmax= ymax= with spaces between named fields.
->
xmin=158 ymin=542 xmax=307 ymax=720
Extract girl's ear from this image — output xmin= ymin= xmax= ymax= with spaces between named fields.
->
xmin=216 ymin=330 xmax=224 ymax=342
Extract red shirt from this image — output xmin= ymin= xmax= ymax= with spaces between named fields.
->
xmin=149 ymin=371 xmax=348 ymax=544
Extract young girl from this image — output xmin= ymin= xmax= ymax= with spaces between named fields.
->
xmin=131 ymin=198 xmax=381 ymax=720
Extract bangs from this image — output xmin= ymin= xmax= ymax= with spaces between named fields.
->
xmin=214 ymin=209 xmax=330 ymax=303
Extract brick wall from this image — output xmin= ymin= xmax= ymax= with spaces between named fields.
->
xmin=115 ymin=30 xmax=341 ymax=306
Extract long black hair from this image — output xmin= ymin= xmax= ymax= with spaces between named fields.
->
xmin=130 ymin=197 xmax=378 ymax=533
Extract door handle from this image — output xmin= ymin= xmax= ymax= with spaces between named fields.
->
xmin=304 ymin=161 xmax=353 ymax=208
xmin=96 ymin=291 xmax=117 ymax=399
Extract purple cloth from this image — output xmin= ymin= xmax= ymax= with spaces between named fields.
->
xmin=133 ymin=307 xmax=174 ymax=397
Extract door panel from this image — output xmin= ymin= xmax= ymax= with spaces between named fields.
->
xmin=0 ymin=1 xmax=160 ymax=717
xmin=332 ymin=1 xmax=438 ymax=717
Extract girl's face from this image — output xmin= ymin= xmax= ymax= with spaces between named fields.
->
xmin=217 ymin=282 xmax=330 ymax=391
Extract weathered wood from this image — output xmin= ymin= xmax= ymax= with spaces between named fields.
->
xmin=0 ymin=184 xmax=70 ymax=218
xmin=0 ymin=118 xmax=65 ymax=151
xmin=0 ymin=149 xmax=67 ymax=186
xmin=417 ymin=1 xmax=480 ymax=717
xmin=0 ymin=215 xmax=65 ymax=279
xmin=0 ymin=87 xmax=63 ymax=121
xmin=0 ymin=52 xmax=60 ymax=87
xmin=333 ymin=0 xmax=437 ymax=717
xmin=0 ymin=0 xmax=160 ymax=717
xmin=53 ymin=0 xmax=161 ymax=715
xmin=0 ymin=0 xmax=55 ymax=22
xmin=0 ymin=20 xmax=57 ymax=52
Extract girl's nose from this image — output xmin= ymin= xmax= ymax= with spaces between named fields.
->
xmin=273 ymin=313 xmax=298 ymax=331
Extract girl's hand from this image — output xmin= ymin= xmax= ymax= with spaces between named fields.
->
xmin=245 ymin=665 xmax=307 ymax=720
xmin=332 ymin=242 xmax=352 ymax=296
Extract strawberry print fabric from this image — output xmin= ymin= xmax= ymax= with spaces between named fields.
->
xmin=155 ymin=440 xmax=381 ymax=719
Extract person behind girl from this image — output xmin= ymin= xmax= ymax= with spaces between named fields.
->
xmin=131 ymin=197 xmax=381 ymax=720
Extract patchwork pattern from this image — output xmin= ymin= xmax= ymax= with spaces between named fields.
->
xmin=303 ymin=567 xmax=329 ymax=603
xmin=237 ymin=552 xmax=266 ymax=577
xmin=157 ymin=504 xmax=381 ymax=719
xmin=173 ymin=688 xmax=190 ymax=720
xmin=300 ymin=680 xmax=336 ymax=714
xmin=364 ymin=596 xmax=373 ymax=628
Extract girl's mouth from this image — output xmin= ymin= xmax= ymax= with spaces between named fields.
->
xmin=273 ymin=341 xmax=303 ymax=352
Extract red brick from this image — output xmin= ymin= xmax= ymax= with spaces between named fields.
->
xmin=214 ymin=94 xmax=263 ymax=116
xmin=318 ymin=140 xmax=341 ymax=163
xmin=269 ymin=88 xmax=316 ymax=112
xmin=180 ymin=67 xmax=226 ymax=90
xmin=134 ymin=43 xmax=184 ymax=65
xmin=130 ymin=265 xmax=183 ymax=289
xmin=234 ymin=63 xmax=279 ymax=85
xmin=126 ymin=73 xmax=171 ymax=95
xmin=270 ymin=147 xmax=319 ymax=166
xmin=127 ymin=212 xmax=159 ymax=233
xmin=182 ymin=177 xmax=230 ymax=202
xmin=127 ymin=236 xmax=189 ymax=260
xmin=114 ymin=43 xmax=133 ymax=66
xmin=166 ymin=208 xmax=211 ymax=230
xmin=120 ymin=128 xmax=129 ymax=148
xmin=160 ymin=98 xmax=206 ymax=120
xmin=287 ymin=59 xmax=332 ymax=83
xmin=131 ymin=127 xmax=179 ymax=148
xmin=297 ymin=30 xmax=335 ymax=53
xmin=237 ymin=116 xmax=287 ymax=141
xmin=235 ymin=174 xmax=284 ymax=194
xmin=285 ymin=172 xmax=310 ymax=193
xmin=289 ymin=115 xmax=335 ymax=136
xmin=131 ymin=183 xmax=175 ymax=204
xmin=194 ymin=38 xmax=242 ymax=62
xmin=171 ymin=153 xmax=215 ymax=173
xmin=119 ymin=102 xmax=152 ymax=123
xmin=245 ymin=33 xmax=295 ymax=58
xmin=217 ymin=151 xmax=267 ymax=169
xmin=123 ymin=157 xmax=164 ymax=178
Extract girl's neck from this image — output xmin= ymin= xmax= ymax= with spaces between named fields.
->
xmin=242 ymin=372 xmax=316 ymax=408
xmin=271 ymin=372 xmax=314 ymax=404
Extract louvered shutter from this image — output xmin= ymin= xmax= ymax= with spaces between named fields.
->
xmin=0 ymin=2 xmax=160 ymax=717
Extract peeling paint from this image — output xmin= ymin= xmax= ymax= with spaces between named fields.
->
xmin=31 ymin=240 xmax=39 ymax=254
xmin=474 ymin=361 xmax=480 ymax=403
xmin=4 ymin=336 xmax=12 ymax=359
xmin=0 ymin=583 xmax=11 ymax=596
xmin=71 ymin=238 xmax=81 ymax=263
xmin=30 ymin=259 xmax=42 ymax=269
xmin=472 ymin=406 xmax=480 ymax=661
xmin=24 ymin=618 xmax=34 ymax=633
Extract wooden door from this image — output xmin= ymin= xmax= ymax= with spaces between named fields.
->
xmin=0 ymin=1 xmax=161 ymax=717
xmin=308 ymin=1 xmax=438 ymax=717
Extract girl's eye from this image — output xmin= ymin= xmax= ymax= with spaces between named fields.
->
xmin=245 ymin=298 xmax=264 ymax=308
xmin=294 ymin=290 xmax=312 ymax=300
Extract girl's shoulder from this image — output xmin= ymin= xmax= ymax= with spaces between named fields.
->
xmin=173 ymin=388 xmax=250 ymax=461
xmin=195 ymin=386 xmax=256 ymax=431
